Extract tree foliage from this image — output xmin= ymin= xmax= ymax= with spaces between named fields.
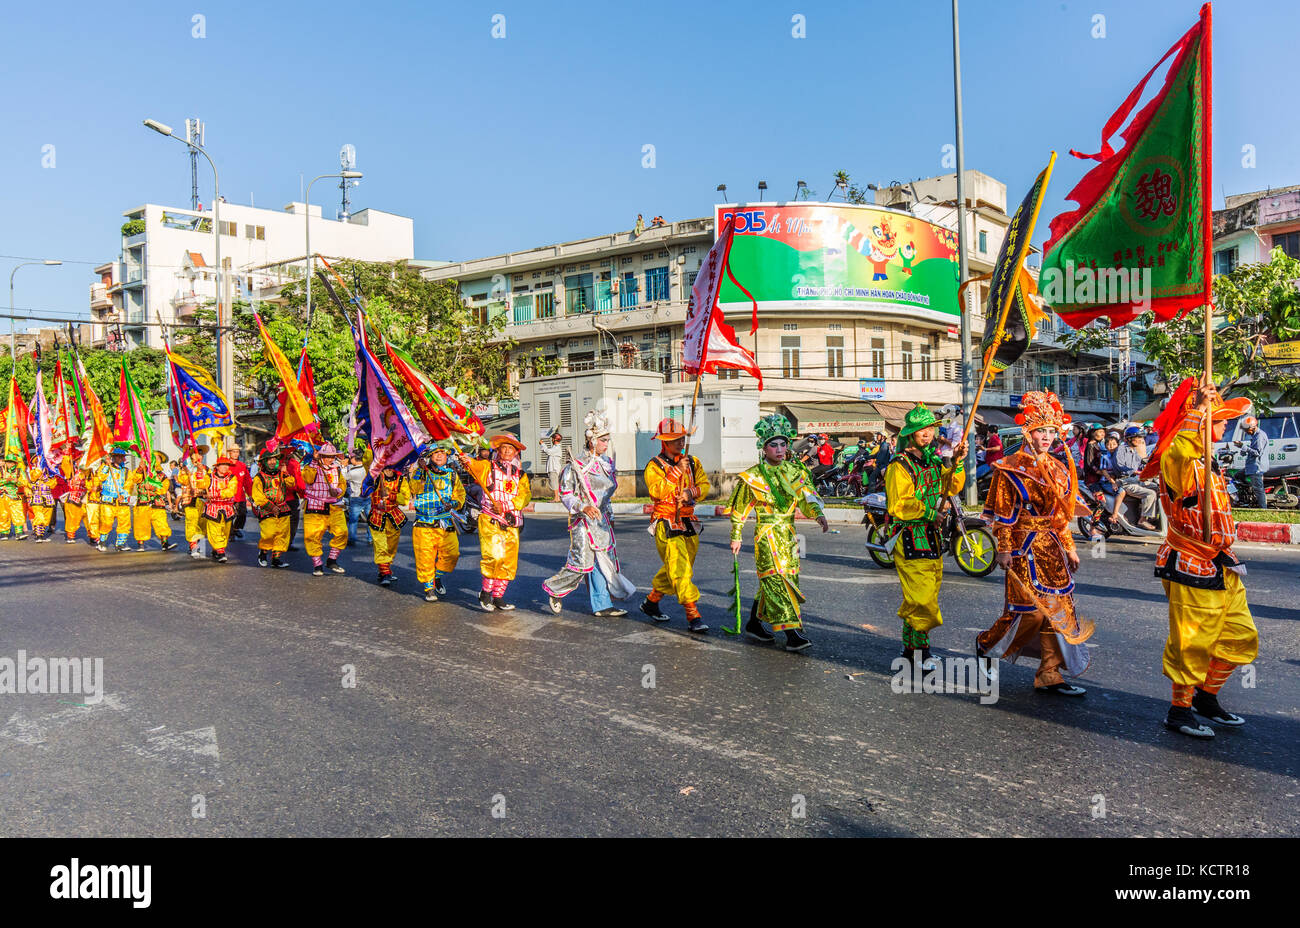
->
xmin=1057 ymin=248 xmax=1300 ymax=413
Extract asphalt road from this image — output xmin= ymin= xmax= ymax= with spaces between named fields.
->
xmin=1 ymin=512 xmax=1297 ymax=837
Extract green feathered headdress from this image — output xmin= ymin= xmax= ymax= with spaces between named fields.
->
xmin=754 ymin=413 xmax=797 ymax=449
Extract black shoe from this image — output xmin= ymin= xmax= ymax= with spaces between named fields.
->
xmin=378 ymin=572 xmax=392 ymax=586
xmin=492 ymin=598 xmax=516 ymax=611
xmin=258 ymin=552 xmax=268 ymax=568
xmin=594 ymin=607 xmax=628 ymax=617
xmin=1165 ymin=705 xmax=1215 ymax=738
xmin=745 ymin=616 xmax=776 ymax=643
xmin=478 ymin=591 xmax=496 ymax=612
xmin=546 ymin=595 xmax=563 ymax=615
xmin=1035 ymin=682 xmax=1087 ymax=696
xmin=640 ymin=598 xmax=669 ymax=622
xmin=784 ymin=629 xmax=812 ymax=652
xmin=1192 ymin=689 xmax=1245 ymax=726
xmin=215 ymin=552 xmax=229 ymax=564
xmin=233 ymin=530 xmax=245 ymax=539
xmin=687 ymin=617 xmax=709 ymax=634
xmin=424 ymin=588 xmax=439 ymax=602
xmin=161 ymin=540 xmax=177 ymax=552
xmin=313 ymin=565 xmax=325 ymax=577
xmin=272 ymin=557 xmax=290 ymax=569
xmin=327 ymin=560 xmax=345 ymax=574
xmin=433 ymin=579 xmax=447 ymax=596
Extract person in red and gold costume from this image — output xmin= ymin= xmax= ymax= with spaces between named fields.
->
xmin=60 ymin=439 xmax=98 ymax=545
xmin=367 ymin=462 xmax=412 ymax=588
xmin=639 ymin=418 xmax=711 ymax=633
xmin=204 ymin=453 xmax=245 ymax=564
xmin=178 ymin=441 xmax=210 ymax=559
xmin=977 ymin=391 xmax=1094 ymax=696
xmin=459 ymin=435 xmax=531 ymax=610
xmin=250 ymin=442 xmax=301 ymax=569
xmin=1145 ymin=379 xmax=1256 ymax=739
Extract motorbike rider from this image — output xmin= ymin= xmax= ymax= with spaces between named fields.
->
xmin=1111 ymin=426 xmax=1160 ymax=531
xmin=1236 ymin=416 xmax=1267 ymax=508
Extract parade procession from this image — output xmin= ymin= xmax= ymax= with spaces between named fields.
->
xmin=2 ymin=0 xmax=1298 ymax=863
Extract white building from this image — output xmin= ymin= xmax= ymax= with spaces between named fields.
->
xmin=91 ymin=200 xmax=414 ymax=350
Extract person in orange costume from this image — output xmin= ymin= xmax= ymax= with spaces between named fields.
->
xmin=459 ymin=434 xmax=531 ymax=610
xmin=639 ymin=418 xmax=711 ymax=633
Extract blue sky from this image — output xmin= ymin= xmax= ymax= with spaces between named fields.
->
xmin=2 ymin=0 xmax=1294 ymax=326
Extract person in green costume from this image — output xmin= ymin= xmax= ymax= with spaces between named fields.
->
xmin=729 ymin=414 xmax=829 ymax=652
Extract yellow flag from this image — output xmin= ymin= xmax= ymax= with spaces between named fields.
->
xmin=255 ymin=313 xmax=316 ymax=438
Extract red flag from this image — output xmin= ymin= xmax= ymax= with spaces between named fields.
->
xmin=383 ymin=340 xmax=453 ymax=441
xmin=682 ymin=215 xmax=762 ymax=387
xmin=2 ymin=376 xmax=31 ymax=461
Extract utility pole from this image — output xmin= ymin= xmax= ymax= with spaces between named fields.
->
xmin=953 ymin=0 xmax=977 ymax=504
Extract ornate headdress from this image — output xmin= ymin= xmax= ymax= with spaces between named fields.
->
xmin=1015 ymin=390 xmax=1069 ymax=436
xmin=753 ymin=413 xmax=797 ymax=449
xmin=583 ymin=409 xmax=611 ymax=446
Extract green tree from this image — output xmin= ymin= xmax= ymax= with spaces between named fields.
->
xmin=1059 ymin=247 xmax=1300 ymax=412
xmin=1 ymin=343 xmax=167 ymax=428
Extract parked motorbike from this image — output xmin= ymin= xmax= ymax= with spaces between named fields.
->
xmin=1075 ymin=477 xmax=1164 ymax=539
xmin=816 ymin=449 xmax=876 ymax=499
xmin=1222 ymin=458 xmax=1300 ymax=510
xmin=858 ymin=492 xmax=998 ymax=577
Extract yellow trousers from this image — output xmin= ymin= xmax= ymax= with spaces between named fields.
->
xmin=371 ymin=523 xmax=403 ymax=566
xmin=0 ymin=498 xmax=26 ymax=533
xmin=184 ymin=504 xmax=207 ymax=544
xmin=650 ymin=522 xmax=701 ymax=604
xmin=31 ymin=505 xmax=54 ymax=528
xmin=304 ymin=508 xmax=348 ymax=557
xmin=1162 ymin=573 xmax=1259 ymax=687
xmin=477 ymin=515 xmax=520 ymax=580
xmin=258 ymin=515 xmax=290 ymax=552
xmin=133 ymin=507 xmax=172 ymax=542
xmin=413 ymin=523 xmax=459 ymax=584
xmin=206 ymin=517 xmax=232 ymax=552
xmin=97 ymin=503 xmax=132 ymax=541
xmin=895 ymin=552 xmax=944 ymax=633
xmin=64 ymin=501 xmax=94 ymax=540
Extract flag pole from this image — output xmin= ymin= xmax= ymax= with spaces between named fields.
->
xmin=1200 ymin=2 xmax=1215 ymax=544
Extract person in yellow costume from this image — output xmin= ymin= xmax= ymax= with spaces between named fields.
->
xmin=0 ymin=453 xmax=31 ymax=540
xmin=640 ymin=418 xmax=711 ymax=633
xmin=460 ymin=434 xmax=530 ymax=610
xmin=1145 ymin=380 xmax=1258 ymax=739
xmin=367 ymin=461 xmax=412 ymax=588
xmin=178 ymin=441 xmax=210 ymax=559
xmin=249 ymin=443 xmax=300 ymax=568
xmin=91 ymin=443 xmax=135 ymax=552
xmin=27 ymin=451 xmax=60 ymax=543
xmin=885 ymin=404 xmax=966 ymax=669
xmin=126 ymin=450 xmax=177 ymax=551
xmin=60 ymin=440 xmax=97 ymax=545
xmin=203 ymin=453 xmax=244 ymax=564
xmin=409 ymin=441 xmax=467 ymax=602
xmin=300 ymin=442 xmax=349 ymax=577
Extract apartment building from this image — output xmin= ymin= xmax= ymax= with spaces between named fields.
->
xmin=1213 ymin=184 xmax=1300 ymax=272
xmin=90 ymin=200 xmax=414 ymax=350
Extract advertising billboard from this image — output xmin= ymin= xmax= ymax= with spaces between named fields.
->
xmin=714 ymin=203 xmax=960 ymax=323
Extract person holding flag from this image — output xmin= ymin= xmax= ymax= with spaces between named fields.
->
xmin=0 ymin=453 xmax=30 ymax=541
xmin=249 ymin=442 xmax=300 ymax=569
xmin=885 ymin=406 xmax=967 ymax=669
xmin=409 ymin=440 xmax=467 ymax=602
xmin=367 ymin=462 xmax=412 ymax=588
xmin=60 ymin=438 xmax=97 ymax=545
xmin=300 ymin=442 xmax=349 ymax=576
xmin=639 ymin=419 xmax=711 ymax=633
xmin=126 ymin=450 xmax=177 ymax=552
xmin=178 ymin=441 xmax=211 ymax=558
xmin=459 ymin=435 xmax=530 ymax=610
xmin=27 ymin=451 xmax=61 ymax=543
xmin=1148 ymin=381 xmax=1258 ymax=739
xmin=91 ymin=443 xmax=136 ymax=552
xmin=728 ymin=413 xmax=828 ymax=652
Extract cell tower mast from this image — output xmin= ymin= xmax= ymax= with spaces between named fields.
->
xmin=339 ymin=144 xmax=357 ymax=220
xmin=185 ymin=118 xmax=205 ymax=210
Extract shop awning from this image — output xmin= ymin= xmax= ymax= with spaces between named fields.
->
xmin=782 ymin=402 xmax=885 ymax=435
xmin=978 ymin=408 xmax=1017 ymax=426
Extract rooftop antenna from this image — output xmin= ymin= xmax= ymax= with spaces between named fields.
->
xmin=339 ymin=144 xmax=358 ymax=220
xmin=185 ymin=118 xmax=205 ymax=210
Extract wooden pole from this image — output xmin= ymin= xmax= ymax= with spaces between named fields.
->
xmin=1202 ymin=304 xmax=1213 ymax=543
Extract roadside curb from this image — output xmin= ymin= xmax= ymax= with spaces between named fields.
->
xmin=1236 ymin=521 xmax=1300 ymax=544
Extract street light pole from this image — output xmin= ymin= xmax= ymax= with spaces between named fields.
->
xmin=9 ymin=260 xmax=62 ymax=375
xmin=304 ymin=171 xmax=363 ymax=331
xmin=952 ymin=0 xmax=977 ymax=505
xmin=143 ymin=119 xmax=229 ymax=397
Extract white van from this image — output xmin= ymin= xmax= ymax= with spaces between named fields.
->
xmin=1218 ymin=408 xmax=1300 ymax=476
